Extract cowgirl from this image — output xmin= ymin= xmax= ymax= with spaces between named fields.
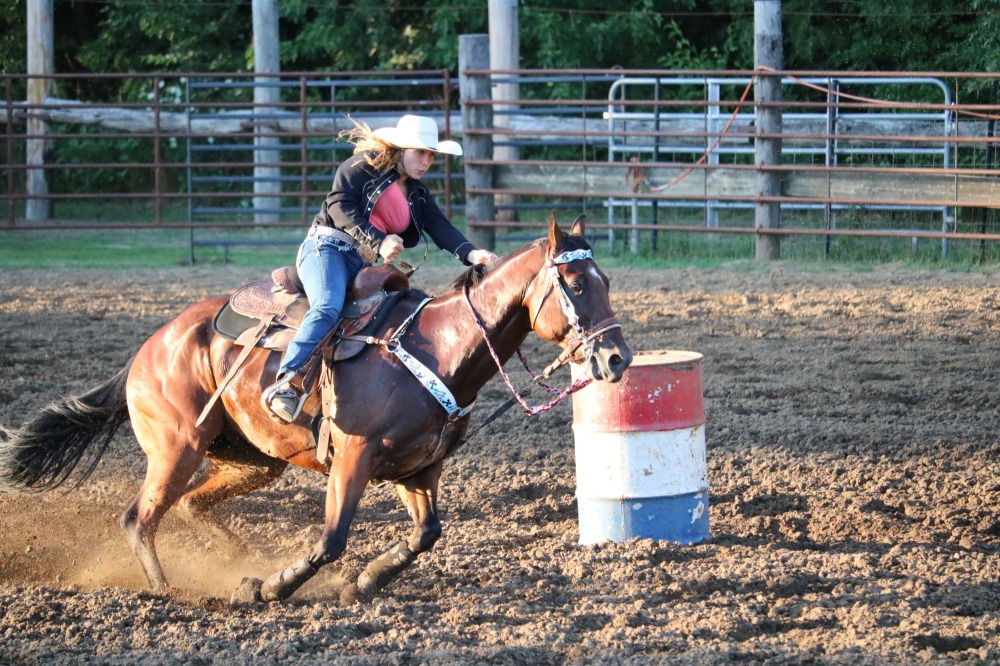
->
xmin=262 ymin=115 xmax=497 ymax=422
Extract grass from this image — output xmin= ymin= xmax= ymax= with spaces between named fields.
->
xmin=1 ymin=228 xmax=192 ymax=269
xmin=2 ymin=201 xmax=999 ymax=273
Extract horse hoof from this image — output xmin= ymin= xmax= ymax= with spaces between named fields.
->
xmin=230 ymin=577 xmax=264 ymax=606
xmin=339 ymin=583 xmax=360 ymax=606
xmin=340 ymin=582 xmax=376 ymax=606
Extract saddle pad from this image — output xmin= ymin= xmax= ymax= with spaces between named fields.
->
xmin=212 ymin=303 xmax=296 ymax=351
xmin=213 ymin=302 xmax=266 ymax=342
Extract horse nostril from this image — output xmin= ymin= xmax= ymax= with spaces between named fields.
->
xmin=608 ymin=348 xmax=633 ymax=378
xmin=600 ymin=353 xmax=625 ymax=381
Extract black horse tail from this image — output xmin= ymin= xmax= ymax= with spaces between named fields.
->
xmin=0 ymin=359 xmax=133 ymax=492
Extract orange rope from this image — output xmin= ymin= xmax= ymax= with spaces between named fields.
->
xmin=650 ymin=73 xmax=757 ymax=192
xmin=760 ymin=64 xmax=1000 ymax=121
xmin=636 ymin=66 xmax=1000 ymax=193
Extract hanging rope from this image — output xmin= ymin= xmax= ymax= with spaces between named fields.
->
xmin=649 ymin=73 xmax=758 ymax=192
xmin=638 ymin=66 xmax=1000 ymax=195
xmin=759 ymin=64 xmax=1000 ymax=121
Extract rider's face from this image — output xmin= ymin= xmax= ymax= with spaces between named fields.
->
xmin=399 ymin=148 xmax=436 ymax=180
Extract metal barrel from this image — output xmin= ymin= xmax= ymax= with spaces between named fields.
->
xmin=571 ymin=350 xmax=709 ymax=545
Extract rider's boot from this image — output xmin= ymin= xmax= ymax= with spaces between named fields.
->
xmin=261 ymin=371 xmax=308 ymax=424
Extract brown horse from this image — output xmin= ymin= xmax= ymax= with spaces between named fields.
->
xmin=0 ymin=214 xmax=632 ymax=604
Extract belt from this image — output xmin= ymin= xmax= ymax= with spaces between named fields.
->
xmin=307 ymin=225 xmax=378 ymax=263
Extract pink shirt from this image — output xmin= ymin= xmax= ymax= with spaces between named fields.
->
xmin=369 ymin=181 xmax=411 ymax=235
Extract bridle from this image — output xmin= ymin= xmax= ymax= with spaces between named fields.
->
xmin=341 ymin=245 xmax=623 ymax=424
xmin=463 ymin=246 xmax=622 ymax=415
xmin=528 ymin=248 xmax=623 ymax=380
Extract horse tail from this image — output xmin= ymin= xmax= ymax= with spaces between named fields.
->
xmin=0 ymin=358 xmax=133 ymax=492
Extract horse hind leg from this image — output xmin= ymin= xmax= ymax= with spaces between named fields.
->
xmin=121 ymin=398 xmax=219 ymax=590
xmin=120 ymin=445 xmax=208 ymax=591
xmin=176 ymin=436 xmax=289 ymax=556
xmin=118 ymin=297 xmax=231 ymax=591
xmin=340 ymin=462 xmax=443 ymax=605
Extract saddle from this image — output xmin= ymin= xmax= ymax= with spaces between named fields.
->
xmin=196 ymin=264 xmax=409 ymax=431
xmin=216 ymin=264 xmax=408 ymax=358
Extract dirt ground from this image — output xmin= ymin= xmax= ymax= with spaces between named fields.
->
xmin=1 ymin=258 xmax=999 ymax=665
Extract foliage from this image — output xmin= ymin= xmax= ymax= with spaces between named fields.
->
xmin=47 ymin=126 xmax=188 ymax=194
xmin=521 ymin=0 xmax=667 ymax=69
xmin=76 ymin=2 xmax=250 ymax=73
xmin=0 ymin=0 xmax=25 ymax=74
xmin=796 ymin=1 xmax=978 ymax=70
xmin=654 ymin=19 xmax=742 ymax=70
xmin=4 ymin=2 xmax=998 ymax=84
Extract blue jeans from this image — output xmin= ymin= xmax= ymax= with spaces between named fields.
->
xmin=278 ymin=235 xmax=367 ymax=375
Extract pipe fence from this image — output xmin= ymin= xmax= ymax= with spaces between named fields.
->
xmin=4 ymin=68 xmax=1000 ymax=262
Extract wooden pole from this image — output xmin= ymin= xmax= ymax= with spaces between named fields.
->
xmin=754 ymin=0 xmax=783 ymax=260
xmin=252 ymin=0 xmax=282 ymax=224
xmin=26 ymin=0 xmax=53 ymax=221
xmin=460 ymin=34 xmax=496 ymax=251
xmin=489 ymin=0 xmax=519 ymax=223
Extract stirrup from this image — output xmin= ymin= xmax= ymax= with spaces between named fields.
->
xmin=261 ymin=374 xmax=308 ymax=424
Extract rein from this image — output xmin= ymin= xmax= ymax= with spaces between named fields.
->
xmin=342 ymin=246 xmax=619 ymax=420
xmin=462 ymin=247 xmax=617 ymax=416
xmin=464 ymin=279 xmax=589 ymax=415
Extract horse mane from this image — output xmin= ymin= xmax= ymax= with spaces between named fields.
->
xmin=424 ymin=265 xmax=481 ymax=299
xmin=425 ymin=230 xmax=591 ymax=300
xmin=427 ymin=239 xmax=546 ymax=298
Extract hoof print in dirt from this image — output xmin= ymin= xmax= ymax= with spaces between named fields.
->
xmin=230 ymin=577 xmax=264 ymax=606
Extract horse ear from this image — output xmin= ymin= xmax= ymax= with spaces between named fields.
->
xmin=570 ymin=214 xmax=586 ymax=237
xmin=547 ymin=212 xmax=566 ymax=253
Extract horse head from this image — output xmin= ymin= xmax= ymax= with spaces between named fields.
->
xmin=525 ymin=214 xmax=633 ymax=383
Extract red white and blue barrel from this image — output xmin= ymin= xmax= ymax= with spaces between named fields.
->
xmin=571 ymin=350 xmax=708 ymax=545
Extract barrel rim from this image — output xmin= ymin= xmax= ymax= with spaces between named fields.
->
xmin=629 ymin=350 xmax=703 ymax=367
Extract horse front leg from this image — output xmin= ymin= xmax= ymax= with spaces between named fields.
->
xmin=340 ymin=462 xmax=443 ymax=605
xmin=253 ymin=436 xmax=374 ymax=603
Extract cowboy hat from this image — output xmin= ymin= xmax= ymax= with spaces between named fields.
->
xmin=373 ymin=115 xmax=463 ymax=156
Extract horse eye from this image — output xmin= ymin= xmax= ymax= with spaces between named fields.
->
xmin=568 ymin=278 xmax=584 ymax=295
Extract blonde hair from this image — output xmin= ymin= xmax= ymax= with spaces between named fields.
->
xmin=338 ymin=118 xmax=403 ymax=171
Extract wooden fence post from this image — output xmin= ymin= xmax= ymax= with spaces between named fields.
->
xmin=252 ymin=0 xmax=282 ymax=224
xmin=460 ymin=34 xmax=496 ymax=251
xmin=754 ymin=0 xmax=783 ymax=260
xmin=26 ymin=0 xmax=53 ymax=221
xmin=489 ymin=0 xmax=519 ymax=224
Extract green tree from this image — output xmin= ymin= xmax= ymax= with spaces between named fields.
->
xmin=276 ymin=0 xmax=486 ymax=72
xmin=966 ymin=0 xmax=1000 ymax=91
xmin=781 ymin=0 xmax=978 ymax=72
xmin=2 ymin=1 xmax=997 ymax=93
xmin=0 ymin=0 xmax=25 ymax=75
xmin=78 ymin=1 xmax=250 ymax=73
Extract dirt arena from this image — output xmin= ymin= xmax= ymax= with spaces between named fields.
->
xmin=1 ymin=257 xmax=999 ymax=665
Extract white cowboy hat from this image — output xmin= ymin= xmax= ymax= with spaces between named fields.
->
xmin=373 ymin=114 xmax=463 ymax=156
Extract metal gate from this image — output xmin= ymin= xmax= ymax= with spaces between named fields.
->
xmin=605 ymin=76 xmax=953 ymax=251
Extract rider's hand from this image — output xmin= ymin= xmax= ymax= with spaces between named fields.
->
xmin=467 ymin=249 xmax=499 ymax=265
xmin=378 ymin=234 xmax=405 ymax=264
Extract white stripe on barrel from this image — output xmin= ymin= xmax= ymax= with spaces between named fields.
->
xmin=571 ymin=350 xmax=709 ymax=545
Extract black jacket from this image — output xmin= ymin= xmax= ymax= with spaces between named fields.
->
xmin=312 ymin=152 xmax=475 ymax=265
